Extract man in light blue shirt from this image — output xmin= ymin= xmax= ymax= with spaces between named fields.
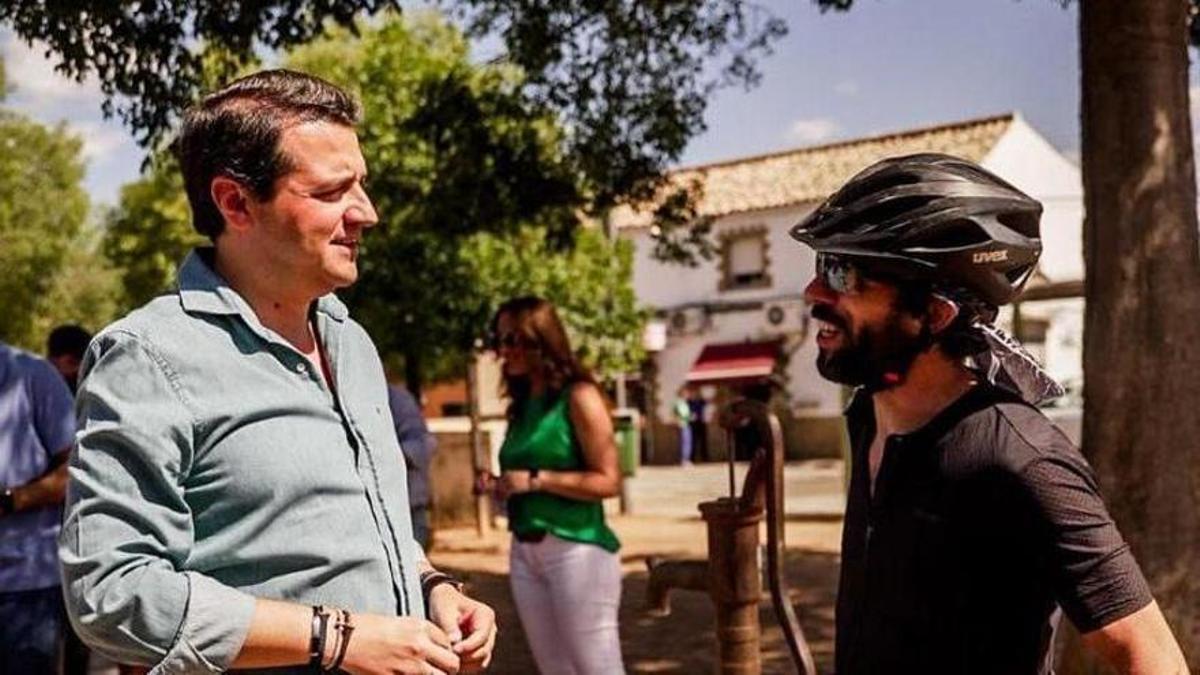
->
xmin=0 ymin=340 xmax=76 ymax=673
xmin=61 ymin=70 xmax=496 ymax=674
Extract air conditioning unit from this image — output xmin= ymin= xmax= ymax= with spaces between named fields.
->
xmin=667 ymin=307 xmax=710 ymax=336
xmin=765 ymin=304 xmax=787 ymax=327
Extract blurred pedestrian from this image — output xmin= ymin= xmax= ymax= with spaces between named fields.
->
xmin=685 ymin=385 xmax=708 ymax=463
xmin=389 ymin=384 xmax=438 ymax=550
xmin=46 ymin=324 xmax=94 ymax=675
xmin=46 ymin=324 xmax=92 ymax=395
xmin=484 ymin=296 xmax=625 ymax=675
xmin=0 ymin=339 xmax=75 ymax=673
xmin=672 ymin=387 xmax=693 ymax=465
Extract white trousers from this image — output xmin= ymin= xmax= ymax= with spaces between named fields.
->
xmin=509 ymin=534 xmax=626 ymax=675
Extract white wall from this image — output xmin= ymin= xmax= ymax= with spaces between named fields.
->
xmin=982 ymin=116 xmax=1084 ymax=283
xmin=626 ymin=206 xmax=817 ymax=309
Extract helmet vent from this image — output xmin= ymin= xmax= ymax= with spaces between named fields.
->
xmin=930 ymin=219 xmax=991 ymax=248
xmin=853 ymin=195 xmax=938 ymax=229
xmin=834 ymin=172 xmax=921 ymax=209
xmin=997 ymin=212 xmax=1039 ymax=238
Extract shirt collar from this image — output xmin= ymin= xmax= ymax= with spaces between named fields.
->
xmin=177 ymin=248 xmax=350 ymax=323
xmin=844 ymin=381 xmax=1014 ymax=445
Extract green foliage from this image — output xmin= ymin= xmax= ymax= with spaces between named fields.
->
xmin=28 ymin=221 xmax=123 ymax=348
xmin=0 ymin=1 xmax=788 ymax=263
xmin=0 ymin=110 xmax=90 ymax=348
xmin=444 ymin=0 xmax=786 ymax=211
xmin=95 ymin=14 xmax=645 ymax=387
xmin=286 ymin=14 xmax=648 ymax=387
xmin=102 ymin=157 xmax=204 ymax=310
xmin=463 ymin=226 xmax=648 ymax=377
xmin=0 ymin=1 xmax=389 ymax=146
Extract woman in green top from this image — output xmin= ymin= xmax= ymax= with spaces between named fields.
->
xmin=484 ymin=296 xmax=625 ymax=674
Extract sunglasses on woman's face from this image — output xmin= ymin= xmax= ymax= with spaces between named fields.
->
xmin=493 ymin=332 xmax=539 ymax=351
xmin=815 ymin=253 xmax=867 ymax=295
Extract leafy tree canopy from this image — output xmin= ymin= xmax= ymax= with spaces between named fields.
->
xmin=0 ymin=0 xmax=785 ymax=262
xmin=0 ymin=109 xmax=90 ymax=348
xmin=289 ymin=13 xmax=644 ymax=384
xmin=463 ymin=226 xmax=647 ymax=378
xmin=101 ymin=14 xmax=646 ymax=387
xmin=102 ymin=156 xmax=205 ymax=311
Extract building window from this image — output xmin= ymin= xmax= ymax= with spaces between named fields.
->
xmin=719 ymin=226 xmax=772 ymax=291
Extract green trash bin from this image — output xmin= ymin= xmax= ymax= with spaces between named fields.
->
xmin=612 ymin=408 xmax=641 ymax=477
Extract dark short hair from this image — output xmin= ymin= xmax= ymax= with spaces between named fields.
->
xmin=47 ymin=324 xmax=92 ymax=359
xmin=171 ymin=69 xmax=361 ymax=239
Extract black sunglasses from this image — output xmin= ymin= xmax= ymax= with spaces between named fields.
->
xmin=491 ymin=332 xmax=539 ymax=351
xmin=815 ymin=253 xmax=866 ymax=294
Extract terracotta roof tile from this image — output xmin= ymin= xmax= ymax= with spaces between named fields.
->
xmin=613 ymin=113 xmax=1015 ymax=228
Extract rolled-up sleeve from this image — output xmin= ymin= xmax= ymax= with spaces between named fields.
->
xmin=59 ymin=331 xmax=256 ymax=673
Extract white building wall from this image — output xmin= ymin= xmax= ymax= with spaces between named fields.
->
xmin=981 ymin=116 xmax=1084 ymax=283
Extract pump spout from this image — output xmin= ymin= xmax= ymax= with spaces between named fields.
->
xmin=644 ymin=556 xmax=708 ymax=616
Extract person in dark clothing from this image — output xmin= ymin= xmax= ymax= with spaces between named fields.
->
xmin=47 ymin=324 xmax=92 ymax=394
xmin=685 ymin=386 xmax=708 ymax=463
xmin=388 ymin=385 xmax=437 ymax=550
xmin=790 ymin=153 xmax=1186 ymax=673
xmin=45 ymin=325 xmax=95 ymax=675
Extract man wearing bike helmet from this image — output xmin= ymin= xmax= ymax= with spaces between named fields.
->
xmin=792 ymin=154 xmax=1186 ymax=674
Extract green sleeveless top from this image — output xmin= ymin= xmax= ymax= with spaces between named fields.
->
xmin=499 ymin=392 xmax=620 ymax=553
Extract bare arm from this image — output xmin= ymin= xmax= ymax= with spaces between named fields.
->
xmin=6 ymin=449 xmax=70 ymax=513
xmin=1080 ymin=601 xmax=1188 ymax=674
xmin=503 ymin=382 xmax=621 ymax=501
xmin=231 ymin=598 xmax=462 ymax=675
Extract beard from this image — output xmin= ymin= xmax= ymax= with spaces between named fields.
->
xmin=812 ymin=303 xmax=932 ymax=391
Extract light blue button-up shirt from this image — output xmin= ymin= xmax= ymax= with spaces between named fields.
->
xmin=61 ymin=250 xmax=425 ymax=674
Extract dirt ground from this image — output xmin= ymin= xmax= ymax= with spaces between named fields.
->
xmin=430 ymin=513 xmax=844 ymax=675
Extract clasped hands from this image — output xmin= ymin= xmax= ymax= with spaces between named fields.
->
xmin=342 ymin=583 xmax=496 ymax=675
xmin=475 ymin=470 xmax=539 ymax=501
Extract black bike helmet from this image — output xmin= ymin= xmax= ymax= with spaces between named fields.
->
xmin=789 ymin=153 xmax=1043 ymax=306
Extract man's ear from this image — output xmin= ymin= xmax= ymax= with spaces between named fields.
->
xmin=210 ymin=176 xmax=254 ymax=234
xmin=927 ymin=295 xmax=960 ymax=335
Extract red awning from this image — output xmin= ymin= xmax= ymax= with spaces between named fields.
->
xmin=687 ymin=339 xmax=782 ymax=384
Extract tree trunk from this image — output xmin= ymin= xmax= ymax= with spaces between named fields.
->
xmin=1067 ymin=0 xmax=1200 ymax=669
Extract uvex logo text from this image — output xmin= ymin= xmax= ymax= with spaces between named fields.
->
xmin=973 ymin=250 xmax=1009 ymax=264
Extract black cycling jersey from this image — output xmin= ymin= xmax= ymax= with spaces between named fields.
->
xmin=835 ymin=384 xmax=1152 ymax=675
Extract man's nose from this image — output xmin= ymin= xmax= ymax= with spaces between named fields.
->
xmin=803 ymin=276 xmax=838 ymax=306
xmin=346 ymin=183 xmax=378 ymax=228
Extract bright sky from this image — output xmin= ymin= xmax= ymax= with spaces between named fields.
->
xmin=0 ymin=0 xmax=1194 ymax=208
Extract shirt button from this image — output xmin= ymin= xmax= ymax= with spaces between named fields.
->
xmin=295 ymin=363 xmax=306 ymax=374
